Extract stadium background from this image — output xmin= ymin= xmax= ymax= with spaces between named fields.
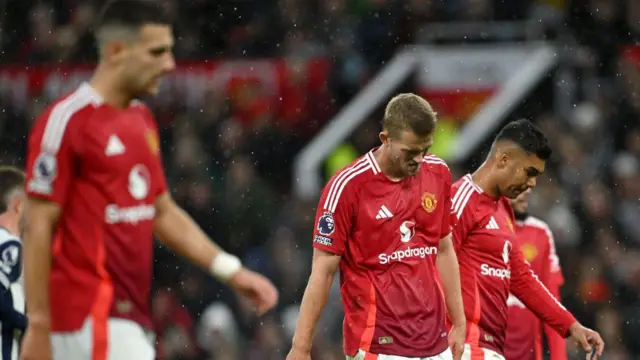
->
xmin=1 ymin=0 xmax=639 ymax=359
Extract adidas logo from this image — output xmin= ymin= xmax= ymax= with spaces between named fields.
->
xmin=376 ymin=205 xmax=393 ymax=219
xmin=486 ymin=216 xmax=499 ymax=230
xmin=105 ymin=135 xmax=125 ymax=156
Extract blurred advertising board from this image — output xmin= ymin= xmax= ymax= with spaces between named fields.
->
xmin=416 ymin=45 xmax=536 ymax=125
xmin=0 ymin=59 xmax=331 ymax=125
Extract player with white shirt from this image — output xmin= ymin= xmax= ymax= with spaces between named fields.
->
xmin=0 ymin=167 xmax=27 ymax=360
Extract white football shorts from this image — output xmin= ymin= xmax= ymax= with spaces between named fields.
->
xmin=347 ymin=347 xmax=453 ymax=360
xmin=461 ymin=344 xmax=506 ymax=360
xmin=50 ymin=317 xmax=155 ymax=360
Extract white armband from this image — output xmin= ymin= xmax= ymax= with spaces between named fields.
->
xmin=209 ymin=252 xmax=242 ymax=282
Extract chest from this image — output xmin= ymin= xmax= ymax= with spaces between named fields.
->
xmin=355 ymin=174 xmax=447 ymax=247
xmin=79 ymin=109 xmax=160 ymax=199
xmin=469 ymin=204 xmax=518 ymax=264
xmin=82 ymin=109 xmax=157 ymax=164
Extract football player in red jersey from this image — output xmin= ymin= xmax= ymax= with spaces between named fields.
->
xmin=20 ymin=1 xmax=278 ymax=360
xmin=503 ymin=188 xmax=567 ymax=360
xmin=287 ymin=94 xmax=466 ymax=360
xmin=449 ymin=119 xmax=603 ymax=360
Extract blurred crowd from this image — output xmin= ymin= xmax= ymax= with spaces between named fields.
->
xmin=1 ymin=0 xmax=639 ymax=359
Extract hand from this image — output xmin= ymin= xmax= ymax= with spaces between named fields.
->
xmin=19 ymin=326 xmax=52 ymax=360
xmin=448 ymin=324 xmax=466 ymax=360
xmin=228 ymin=268 xmax=278 ymax=315
xmin=568 ymin=322 xmax=605 ymax=360
xmin=285 ymin=346 xmax=312 ymax=360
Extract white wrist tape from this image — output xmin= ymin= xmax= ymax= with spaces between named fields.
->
xmin=210 ymin=252 xmax=242 ymax=282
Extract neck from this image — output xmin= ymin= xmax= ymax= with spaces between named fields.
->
xmin=0 ymin=215 xmax=19 ymax=237
xmin=514 ymin=211 xmax=529 ymax=221
xmin=472 ymin=161 xmax=501 ymax=199
xmin=374 ymin=146 xmax=403 ymax=182
xmin=90 ymin=63 xmax=132 ymax=108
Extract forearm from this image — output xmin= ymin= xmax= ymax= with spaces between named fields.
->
xmin=22 ymin=218 xmax=53 ymax=329
xmin=511 ymin=275 xmax=575 ymax=337
xmin=154 ymin=204 xmax=222 ymax=271
xmin=291 ymin=269 xmax=335 ymax=351
xmin=436 ymin=247 xmax=465 ymax=326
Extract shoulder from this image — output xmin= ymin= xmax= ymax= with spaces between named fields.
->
xmin=130 ymin=100 xmax=160 ymax=131
xmin=0 ymin=229 xmax=21 ymax=264
xmin=421 ymin=154 xmax=451 ymax=180
xmin=31 ymin=84 xmax=103 ymax=151
xmin=320 ymin=153 xmax=379 ymax=212
xmin=450 ymin=174 xmax=483 ymax=220
xmin=131 ymin=100 xmax=153 ymax=117
xmin=0 ymin=229 xmax=19 ymax=247
xmin=524 ymin=216 xmax=554 ymax=241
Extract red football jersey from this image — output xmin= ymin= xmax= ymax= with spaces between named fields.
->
xmin=312 ymin=151 xmax=452 ymax=358
xmin=504 ymin=217 xmax=566 ymax=360
xmin=450 ymin=174 xmax=575 ymax=357
xmin=25 ymin=83 xmax=168 ymax=332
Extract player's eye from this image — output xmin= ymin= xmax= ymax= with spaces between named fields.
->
xmin=404 ymin=147 xmax=429 ymax=158
xmin=149 ymin=47 xmax=170 ymax=57
xmin=525 ymin=167 xmax=540 ymax=177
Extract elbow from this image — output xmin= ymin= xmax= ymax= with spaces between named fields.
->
xmin=23 ymin=219 xmax=54 ymax=247
xmin=310 ymin=254 xmax=340 ymax=283
xmin=311 ymin=263 xmax=338 ymax=283
xmin=437 ymin=243 xmax=455 ymax=261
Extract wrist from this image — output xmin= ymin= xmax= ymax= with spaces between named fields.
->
xmin=209 ymin=252 xmax=242 ymax=282
xmin=452 ymin=318 xmax=466 ymax=328
xmin=568 ymin=321 xmax=581 ymax=333
xmin=27 ymin=313 xmax=51 ymax=331
xmin=564 ymin=317 xmax=580 ymax=338
xmin=291 ymin=339 xmax=312 ymax=353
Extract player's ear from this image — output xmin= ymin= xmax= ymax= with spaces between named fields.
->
xmin=103 ymin=40 xmax=129 ymax=64
xmin=496 ymin=151 xmax=509 ymax=169
xmin=380 ymin=131 xmax=389 ymax=145
xmin=9 ymin=193 xmax=24 ymax=216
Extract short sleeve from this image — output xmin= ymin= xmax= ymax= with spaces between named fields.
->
xmin=440 ymin=171 xmax=453 ymax=239
xmin=312 ymin=178 xmax=357 ymax=256
xmin=25 ymin=110 xmax=79 ymax=205
xmin=140 ymin=105 xmax=168 ymax=198
xmin=148 ymin=128 xmax=168 ymax=197
xmin=449 ymin=187 xmax=475 ymax=252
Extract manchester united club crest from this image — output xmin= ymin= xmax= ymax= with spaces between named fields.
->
xmin=521 ymin=243 xmax=538 ymax=262
xmin=421 ymin=192 xmax=438 ymax=213
xmin=145 ymin=130 xmax=160 ymax=155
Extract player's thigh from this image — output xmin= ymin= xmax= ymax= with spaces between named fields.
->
xmin=51 ymin=318 xmax=154 ymax=360
xmin=427 ymin=347 xmax=453 ymax=360
xmin=345 ymin=348 xmax=454 ymax=360
xmin=106 ymin=318 xmax=155 ymax=360
xmin=461 ymin=345 xmax=505 ymax=360
xmin=51 ymin=330 xmax=92 ymax=360
xmin=345 ymin=349 xmax=365 ymax=360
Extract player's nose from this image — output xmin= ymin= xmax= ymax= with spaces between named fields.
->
xmin=163 ymin=54 xmax=176 ymax=73
xmin=525 ymin=177 xmax=536 ymax=188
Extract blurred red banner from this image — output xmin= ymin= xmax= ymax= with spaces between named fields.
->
xmin=415 ymin=45 xmax=538 ymax=125
xmin=0 ymin=59 xmax=332 ymax=127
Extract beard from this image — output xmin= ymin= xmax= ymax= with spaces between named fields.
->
xmin=513 ymin=210 xmax=528 ymax=221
